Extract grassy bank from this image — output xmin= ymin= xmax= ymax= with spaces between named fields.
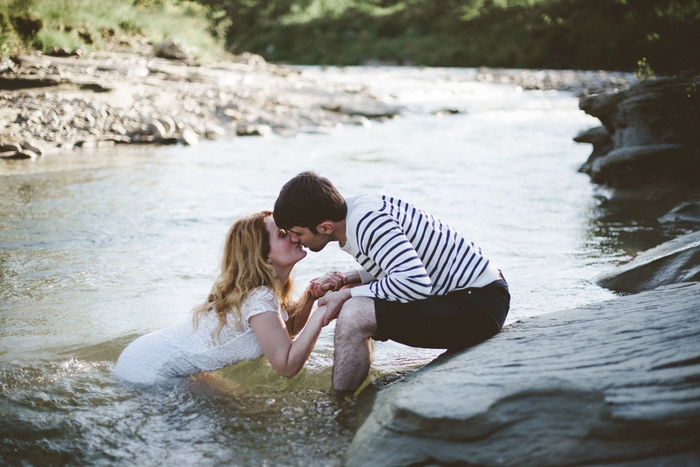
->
xmin=204 ymin=0 xmax=700 ymax=74
xmin=0 ymin=0 xmax=226 ymax=60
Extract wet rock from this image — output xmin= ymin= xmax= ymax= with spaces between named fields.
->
xmin=21 ymin=140 xmax=43 ymax=156
xmin=236 ymin=124 xmax=272 ymax=137
xmin=322 ymin=101 xmax=401 ymax=119
xmin=659 ymin=199 xmax=700 ymax=225
xmin=573 ymin=125 xmax=614 ymax=174
xmin=158 ymin=116 xmax=176 ymax=137
xmin=594 ymin=231 xmax=700 ymax=293
xmin=0 ymin=142 xmax=22 ymax=153
xmin=180 ymin=128 xmax=199 ymax=146
xmin=130 ymin=134 xmax=178 ymax=145
xmin=575 ymin=75 xmax=700 ymax=200
xmin=348 ymin=115 xmax=372 ymax=127
xmin=344 ymin=282 xmax=700 ymax=467
xmin=431 ymin=108 xmax=460 ymax=116
xmin=0 ymin=76 xmax=64 ymax=90
xmin=146 ymin=120 xmax=168 ymax=139
xmin=204 ymin=123 xmax=225 ymax=140
xmin=0 ymin=149 xmax=37 ymax=160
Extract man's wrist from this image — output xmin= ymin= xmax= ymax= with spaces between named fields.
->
xmin=341 ymin=288 xmax=353 ymax=301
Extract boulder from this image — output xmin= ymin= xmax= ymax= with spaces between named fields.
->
xmin=594 ymin=231 xmax=700 ymax=293
xmin=344 ymin=282 xmax=700 ymax=467
xmin=154 ymin=39 xmax=196 ymax=62
xmin=575 ymin=75 xmax=700 ymax=200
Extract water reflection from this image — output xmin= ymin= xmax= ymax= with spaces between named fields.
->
xmin=585 ymin=196 xmax=689 ymax=262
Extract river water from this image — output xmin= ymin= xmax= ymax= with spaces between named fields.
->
xmin=0 ymin=66 xmax=673 ymax=466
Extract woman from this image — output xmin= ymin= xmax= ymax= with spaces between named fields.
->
xmin=114 ymin=211 xmax=342 ymax=385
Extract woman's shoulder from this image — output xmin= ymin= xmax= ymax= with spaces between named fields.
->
xmin=246 ymin=286 xmax=276 ymax=301
xmin=241 ymin=286 xmax=281 ymax=321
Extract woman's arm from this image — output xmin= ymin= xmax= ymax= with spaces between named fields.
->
xmin=285 ymin=291 xmax=315 ymax=337
xmin=248 ymin=306 xmax=329 ymax=378
xmin=287 ymin=271 xmax=353 ymax=336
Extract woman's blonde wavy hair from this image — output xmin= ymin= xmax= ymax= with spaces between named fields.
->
xmin=193 ymin=211 xmax=299 ymax=338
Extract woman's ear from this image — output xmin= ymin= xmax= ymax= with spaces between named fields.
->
xmin=317 ymin=221 xmax=334 ymax=235
xmin=266 ymin=256 xmax=272 ymax=264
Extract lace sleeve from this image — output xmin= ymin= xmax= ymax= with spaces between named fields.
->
xmin=241 ymin=287 xmax=281 ymax=323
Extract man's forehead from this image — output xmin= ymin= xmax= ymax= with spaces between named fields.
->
xmin=287 ymin=226 xmax=309 ymax=235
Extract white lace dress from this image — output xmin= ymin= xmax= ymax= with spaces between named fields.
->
xmin=114 ymin=287 xmax=286 ymax=385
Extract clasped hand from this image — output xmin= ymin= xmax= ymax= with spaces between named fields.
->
xmin=304 ymin=272 xmax=351 ymax=326
xmin=306 ymin=271 xmax=347 ymax=299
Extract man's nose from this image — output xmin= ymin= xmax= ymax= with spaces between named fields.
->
xmin=288 ymin=232 xmax=300 ymax=243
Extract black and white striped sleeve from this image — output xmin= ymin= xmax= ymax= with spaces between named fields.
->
xmin=349 ymin=211 xmax=433 ymax=302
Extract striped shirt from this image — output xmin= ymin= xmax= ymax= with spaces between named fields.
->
xmin=342 ymin=194 xmax=500 ymax=302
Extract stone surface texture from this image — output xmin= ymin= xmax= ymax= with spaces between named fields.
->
xmin=595 ymin=231 xmax=700 ymax=293
xmin=576 ymin=74 xmax=700 ymax=201
xmin=344 ymin=282 xmax=700 ymax=467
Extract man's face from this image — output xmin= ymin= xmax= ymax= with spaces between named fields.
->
xmin=286 ymin=226 xmax=331 ymax=252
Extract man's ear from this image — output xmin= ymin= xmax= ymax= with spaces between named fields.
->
xmin=316 ymin=221 xmax=334 ymax=235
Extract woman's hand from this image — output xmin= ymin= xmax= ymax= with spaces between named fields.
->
xmin=308 ymin=271 xmax=347 ymax=298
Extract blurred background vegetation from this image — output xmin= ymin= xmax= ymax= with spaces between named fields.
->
xmin=1 ymin=0 xmax=698 ymax=73
xmin=0 ymin=0 xmax=225 ymax=60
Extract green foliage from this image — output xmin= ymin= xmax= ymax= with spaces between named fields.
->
xmin=0 ymin=0 xmax=226 ymax=59
xmin=211 ymin=0 xmax=700 ymax=73
xmin=636 ymin=57 xmax=656 ymax=81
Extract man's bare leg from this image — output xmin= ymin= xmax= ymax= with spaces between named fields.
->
xmin=332 ymin=297 xmax=377 ymax=391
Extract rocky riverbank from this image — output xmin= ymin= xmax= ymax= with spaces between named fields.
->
xmin=1 ymin=43 xmax=637 ymax=161
xmin=0 ymin=45 xmax=401 ymax=161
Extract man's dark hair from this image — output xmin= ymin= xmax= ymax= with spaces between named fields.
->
xmin=273 ymin=171 xmax=347 ymax=231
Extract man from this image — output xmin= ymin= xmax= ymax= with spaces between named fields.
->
xmin=273 ymin=171 xmax=510 ymax=391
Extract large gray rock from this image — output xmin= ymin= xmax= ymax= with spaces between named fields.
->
xmin=595 ymin=231 xmax=700 ymax=293
xmin=344 ymin=282 xmax=700 ymax=467
xmin=575 ymin=75 xmax=700 ymax=200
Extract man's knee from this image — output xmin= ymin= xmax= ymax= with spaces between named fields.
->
xmin=336 ymin=297 xmax=377 ymax=338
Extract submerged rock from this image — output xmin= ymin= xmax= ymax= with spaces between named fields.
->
xmin=344 ymin=282 xmax=700 ymax=467
xmin=595 ymin=231 xmax=700 ymax=293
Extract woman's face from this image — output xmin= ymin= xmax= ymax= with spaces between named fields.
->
xmin=265 ymin=216 xmax=307 ymax=273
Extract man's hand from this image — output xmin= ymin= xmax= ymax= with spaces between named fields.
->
xmin=317 ymin=289 xmax=352 ymax=326
xmin=309 ymin=271 xmax=347 ymax=298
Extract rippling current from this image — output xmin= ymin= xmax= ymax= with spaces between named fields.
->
xmin=0 ymin=66 xmax=679 ymax=466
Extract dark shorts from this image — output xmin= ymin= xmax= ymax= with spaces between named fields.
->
xmin=373 ymin=278 xmax=510 ymax=351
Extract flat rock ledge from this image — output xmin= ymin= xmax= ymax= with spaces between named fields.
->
xmin=344 ymin=282 xmax=700 ymax=467
xmin=595 ymin=231 xmax=700 ymax=293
